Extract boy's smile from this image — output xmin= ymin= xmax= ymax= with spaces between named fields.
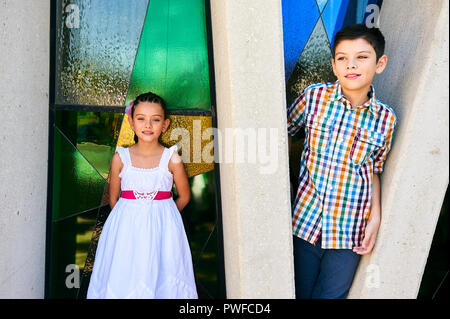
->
xmin=331 ymin=38 xmax=387 ymax=105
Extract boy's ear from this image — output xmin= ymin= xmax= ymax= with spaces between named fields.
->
xmin=331 ymin=58 xmax=337 ymax=76
xmin=375 ymin=55 xmax=388 ymax=74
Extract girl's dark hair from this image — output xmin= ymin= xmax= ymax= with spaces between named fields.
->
xmin=333 ymin=24 xmax=385 ymax=61
xmin=130 ymin=92 xmax=168 ymax=143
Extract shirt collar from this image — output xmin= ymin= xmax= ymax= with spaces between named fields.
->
xmin=331 ymin=80 xmax=380 ymax=117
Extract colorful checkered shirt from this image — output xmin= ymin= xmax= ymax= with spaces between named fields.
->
xmin=288 ymin=81 xmax=397 ymax=249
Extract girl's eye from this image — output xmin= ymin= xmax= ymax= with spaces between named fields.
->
xmin=337 ymin=57 xmax=345 ymax=61
xmin=137 ymin=118 xmax=144 ymax=121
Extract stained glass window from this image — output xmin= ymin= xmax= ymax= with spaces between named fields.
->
xmin=48 ymin=0 xmax=224 ymax=299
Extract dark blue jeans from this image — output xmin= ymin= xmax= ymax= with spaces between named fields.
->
xmin=293 ymin=235 xmax=361 ymax=299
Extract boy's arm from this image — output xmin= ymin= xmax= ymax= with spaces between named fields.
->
xmin=353 ymin=173 xmax=381 ymax=255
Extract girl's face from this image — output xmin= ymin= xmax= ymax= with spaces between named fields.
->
xmin=130 ymin=101 xmax=170 ymax=143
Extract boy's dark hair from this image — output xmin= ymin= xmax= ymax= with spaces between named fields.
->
xmin=333 ymin=24 xmax=385 ymax=61
xmin=131 ymin=92 xmax=168 ymax=143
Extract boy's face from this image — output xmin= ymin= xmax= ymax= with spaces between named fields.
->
xmin=331 ymin=38 xmax=387 ymax=94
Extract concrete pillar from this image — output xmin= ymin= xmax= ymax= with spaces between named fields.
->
xmin=0 ymin=0 xmax=49 ymax=298
xmin=348 ymin=0 xmax=449 ymax=298
xmin=210 ymin=0 xmax=295 ymax=298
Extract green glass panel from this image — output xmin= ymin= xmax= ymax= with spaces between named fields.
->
xmin=55 ymin=0 xmax=149 ymax=106
xmin=126 ymin=0 xmax=211 ymax=110
xmin=53 ymin=128 xmax=106 ymax=221
xmin=180 ymin=170 xmax=223 ymax=298
xmin=50 ymin=208 xmax=98 ymax=298
xmin=195 ymin=226 xmax=220 ymax=299
xmin=55 ymin=110 xmax=123 ymax=179
xmin=78 ymin=204 xmax=111 ymax=299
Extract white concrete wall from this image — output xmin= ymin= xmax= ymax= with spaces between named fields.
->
xmin=0 ymin=0 xmax=49 ymax=298
xmin=349 ymin=0 xmax=449 ymax=298
xmin=210 ymin=0 xmax=295 ymax=298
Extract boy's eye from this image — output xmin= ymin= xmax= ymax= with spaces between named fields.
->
xmin=358 ymin=56 xmax=368 ymax=59
xmin=337 ymin=57 xmax=345 ymax=61
xmin=152 ymin=119 xmax=160 ymax=122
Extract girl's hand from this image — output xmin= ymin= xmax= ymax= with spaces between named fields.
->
xmin=168 ymin=151 xmax=191 ymax=212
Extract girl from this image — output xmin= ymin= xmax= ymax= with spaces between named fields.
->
xmin=87 ymin=92 xmax=197 ymax=299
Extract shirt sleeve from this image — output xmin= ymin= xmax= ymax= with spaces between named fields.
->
xmin=287 ymin=90 xmax=307 ymax=136
xmin=373 ymin=117 xmax=397 ymax=174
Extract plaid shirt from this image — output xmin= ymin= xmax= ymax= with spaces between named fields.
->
xmin=288 ymin=81 xmax=397 ymax=249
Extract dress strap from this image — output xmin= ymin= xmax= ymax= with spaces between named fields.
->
xmin=158 ymin=144 xmax=178 ymax=171
xmin=116 ymin=147 xmax=131 ymax=178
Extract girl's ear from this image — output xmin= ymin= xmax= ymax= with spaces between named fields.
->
xmin=162 ymin=118 xmax=170 ymax=133
xmin=127 ymin=114 xmax=133 ymax=128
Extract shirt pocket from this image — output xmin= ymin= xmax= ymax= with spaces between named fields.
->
xmin=350 ymin=128 xmax=385 ymax=166
xmin=305 ymin=114 xmax=333 ymax=155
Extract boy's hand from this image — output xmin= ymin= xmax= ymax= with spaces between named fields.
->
xmin=353 ymin=174 xmax=382 ymax=255
xmin=353 ymin=216 xmax=380 ymax=255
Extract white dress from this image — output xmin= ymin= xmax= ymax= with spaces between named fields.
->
xmin=87 ymin=145 xmax=198 ymax=299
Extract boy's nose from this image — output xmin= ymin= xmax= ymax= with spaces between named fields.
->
xmin=347 ymin=59 xmax=357 ymax=69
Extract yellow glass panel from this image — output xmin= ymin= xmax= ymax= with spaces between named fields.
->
xmin=116 ymin=114 xmax=214 ymax=177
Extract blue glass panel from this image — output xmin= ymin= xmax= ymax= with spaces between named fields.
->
xmin=321 ymin=0 xmax=350 ymax=47
xmin=323 ymin=0 xmax=382 ymax=48
xmin=316 ymin=0 xmax=329 ymax=13
xmin=282 ymin=0 xmax=320 ymax=82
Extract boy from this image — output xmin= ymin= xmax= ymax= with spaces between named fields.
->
xmin=287 ymin=24 xmax=397 ymax=299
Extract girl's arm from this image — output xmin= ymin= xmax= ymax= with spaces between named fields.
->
xmin=168 ymin=152 xmax=191 ymax=212
xmin=108 ymin=152 xmax=123 ymax=210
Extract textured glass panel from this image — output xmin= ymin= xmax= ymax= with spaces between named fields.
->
xmin=53 ymin=128 xmax=106 ymax=221
xmin=286 ymin=18 xmax=336 ymax=105
xmin=126 ymin=0 xmax=211 ymax=110
xmin=282 ymin=0 xmax=320 ymax=82
xmin=55 ymin=110 xmax=123 ymax=179
xmin=181 ymin=170 xmax=222 ymax=298
xmin=116 ymin=115 xmax=214 ymax=177
xmin=50 ymin=208 xmax=98 ymax=298
xmin=55 ymin=0 xmax=149 ymax=105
